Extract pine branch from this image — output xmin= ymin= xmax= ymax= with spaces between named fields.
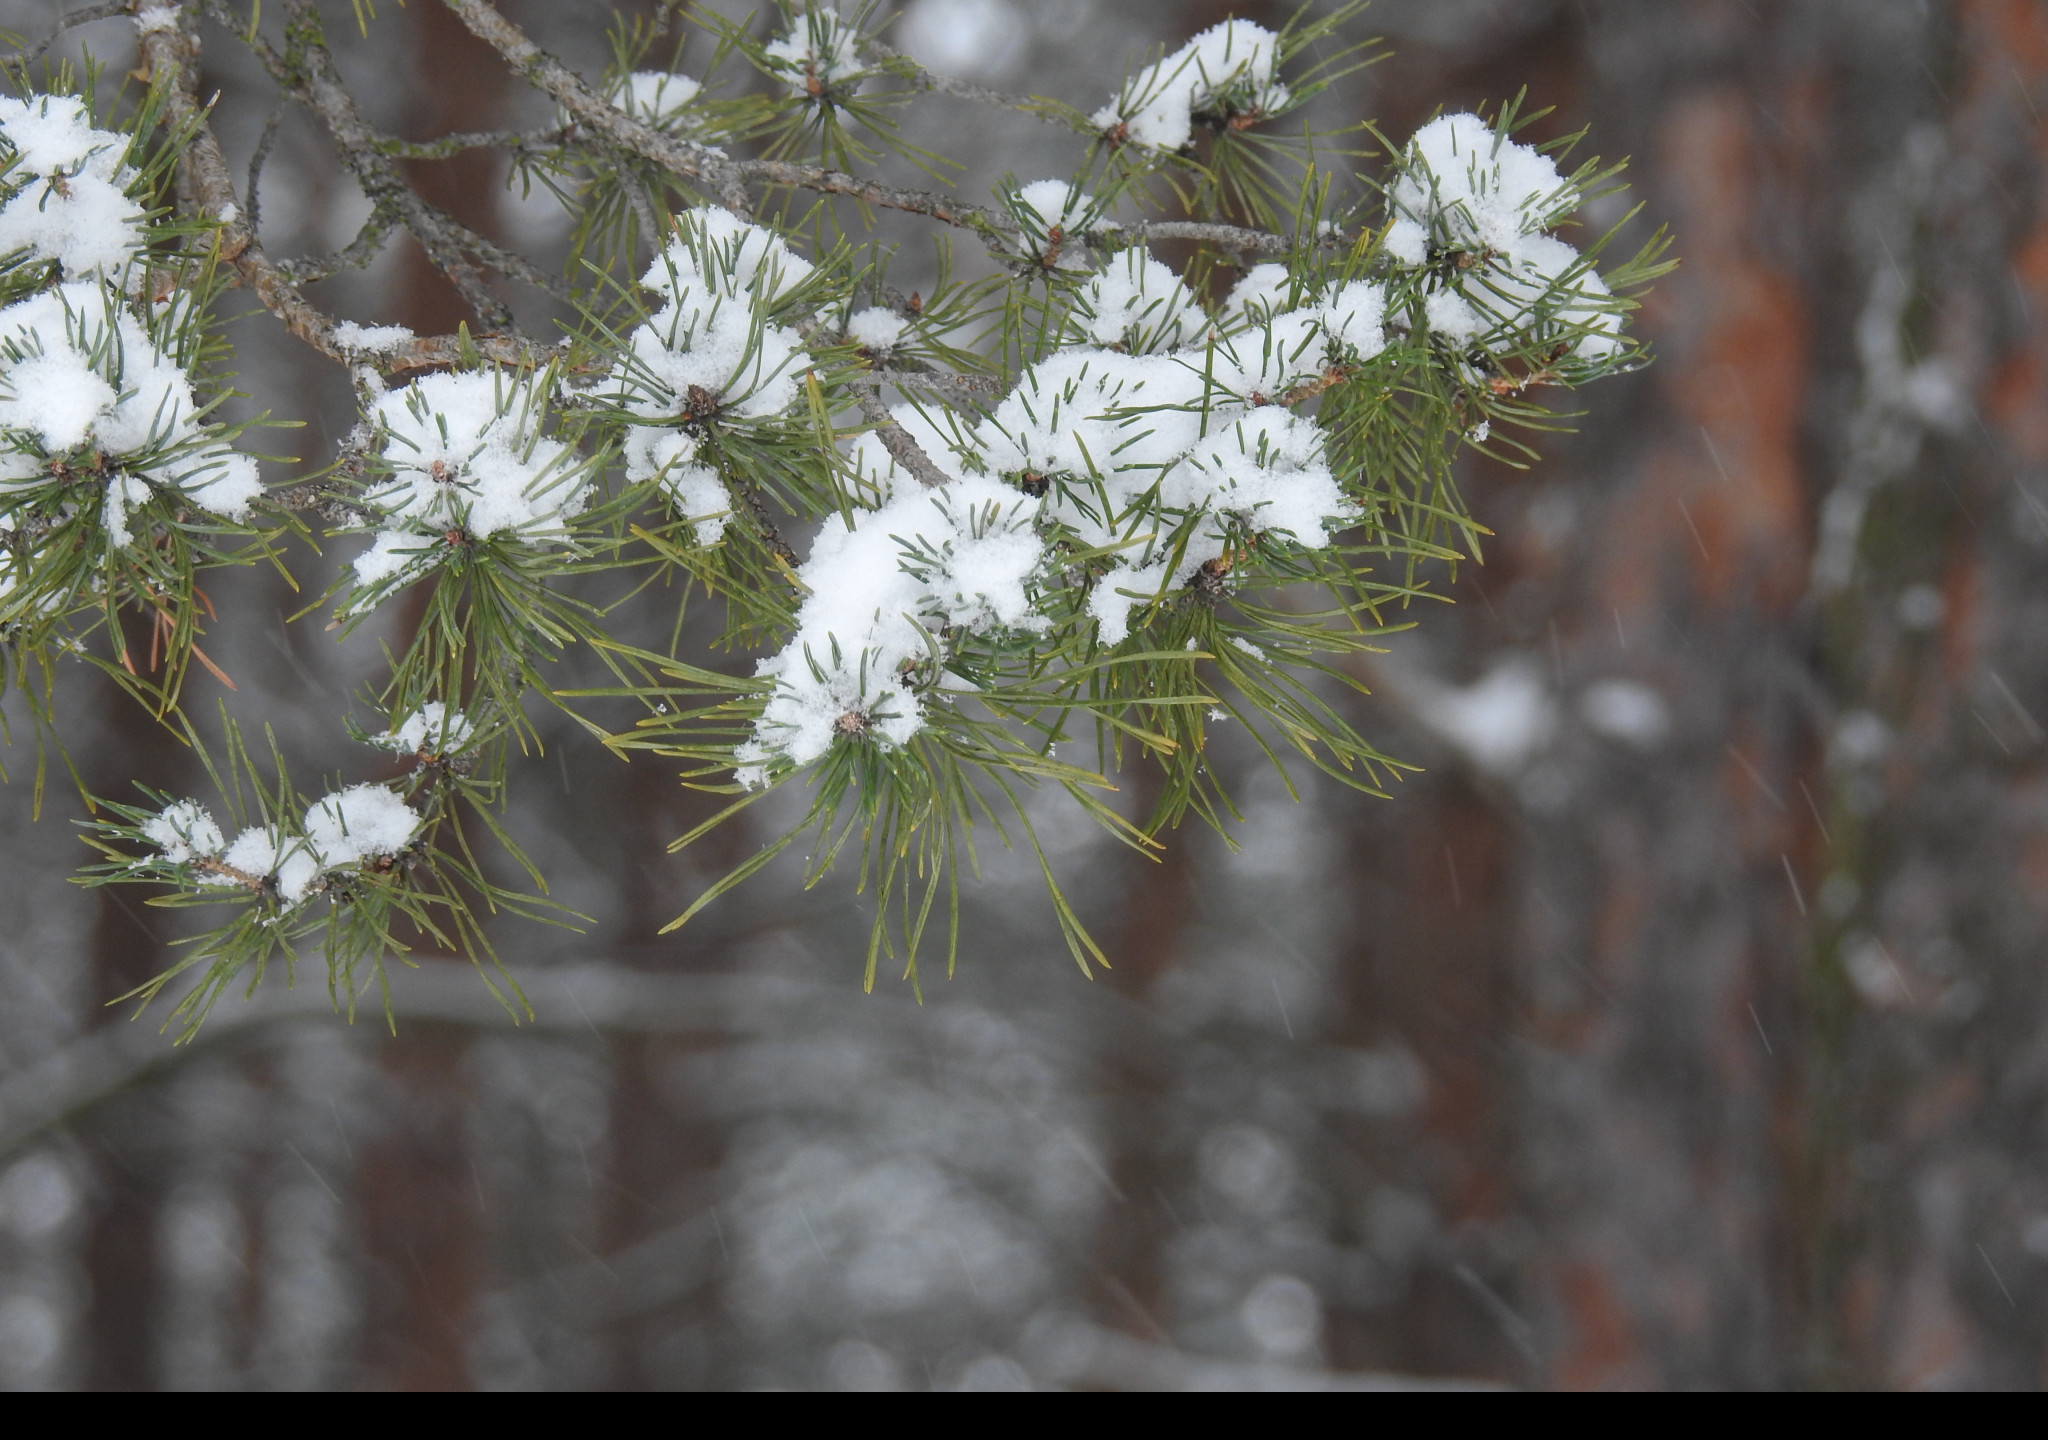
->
xmin=440 ymin=0 xmax=1020 ymax=246
xmin=270 ymin=0 xmax=561 ymax=320
xmin=849 ymin=382 xmax=953 ymax=490
xmin=134 ymin=5 xmax=568 ymax=376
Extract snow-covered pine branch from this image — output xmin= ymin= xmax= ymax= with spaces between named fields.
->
xmin=4 ymin=1 xmax=1667 ymax=1030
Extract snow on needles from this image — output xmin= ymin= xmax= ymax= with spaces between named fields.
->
xmin=143 ymin=787 xmax=421 ymax=907
xmin=372 ymin=701 xmax=478 ymax=758
xmin=0 ymin=93 xmax=148 ymax=286
xmin=1385 ymin=113 xmax=1622 ymax=359
xmin=736 ymin=255 xmax=1390 ymax=781
xmin=351 ymin=370 xmax=589 ymax=592
xmin=142 ymin=799 xmax=224 ymax=864
xmin=614 ymin=207 xmax=818 ymax=544
xmin=1007 ymin=180 xmax=1103 ymax=266
xmin=734 ymin=406 xmax=1046 ymax=784
xmin=0 ymin=281 xmax=262 ymax=543
xmin=1092 ymin=20 xmax=1291 ymax=151
xmin=618 ymin=71 xmax=703 ymax=128
xmin=764 ymin=9 xmax=866 ymax=98
xmin=846 ymin=306 xmax=907 ymax=356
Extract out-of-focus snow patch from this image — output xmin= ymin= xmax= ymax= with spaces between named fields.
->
xmin=1410 ymin=657 xmax=1556 ymax=776
xmin=1579 ymin=678 xmax=1669 ymax=748
xmin=1841 ymin=934 xmax=1915 ymax=1009
xmin=1829 ymin=710 xmax=1889 ymax=769
xmin=896 ymin=0 xmax=1027 ymax=82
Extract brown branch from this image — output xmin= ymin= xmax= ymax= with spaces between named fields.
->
xmin=439 ymin=0 xmax=1017 ymax=245
xmin=849 ymin=383 xmax=953 ymax=490
xmin=132 ymin=6 xmax=566 ymax=380
xmin=189 ymin=856 xmax=265 ymax=890
xmin=273 ymin=0 xmax=523 ymax=326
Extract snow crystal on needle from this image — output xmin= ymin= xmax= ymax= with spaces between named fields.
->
xmin=142 ymin=799 xmax=225 ymax=864
xmin=134 ymin=6 xmax=181 ymax=33
xmin=0 ymin=93 xmax=147 ymax=285
xmin=0 ymin=282 xmax=262 ymax=534
xmin=1092 ymin=19 xmax=1290 ymax=151
xmin=351 ymin=370 xmax=587 ymax=588
xmin=375 ymin=701 xmax=477 ymax=757
xmin=626 ymin=428 xmax=729 ymax=544
xmin=304 ymin=785 xmax=421 ymax=868
xmin=764 ymin=9 xmax=865 ymax=97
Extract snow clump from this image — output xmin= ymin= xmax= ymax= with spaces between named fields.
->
xmin=732 ymin=404 xmax=1046 ymax=784
xmin=1092 ymin=20 xmax=1291 ymax=152
xmin=1006 ymin=180 xmax=1103 ymax=266
xmin=0 ymin=282 xmax=263 ymax=544
xmin=0 ymin=93 xmax=148 ymax=285
xmin=373 ymin=701 xmax=478 ymax=757
xmin=331 ymin=321 xmax=415 ymax=357
xmin=213 ymin=826 xmax=322 ymax=904
xmin=142 ymin=799 xmax=226 ymax=864
xmin=736 ymin=258 xmax=1388 ymax=780
xmin=614 ymin=207 xmax=818 ymax=543
xmin=845 ymin=306 xmax=907 ymax=356
xmin=143 ymin=786 xmax=420 ymax=906
xmin=1210 ymin=272 xmax=1388 ymax=400
xmin=1384 ymin=113 xmax=1622 ymax=359
xmin=1067 ymin=248 xmax=1205 ymax=352
xmin=764 ymin=9 xmax=866 ymax=98
xmin=351 ymin=369 xmax=590 ymax=591
xmin=304 ymin=785 xmax=422 ymax=869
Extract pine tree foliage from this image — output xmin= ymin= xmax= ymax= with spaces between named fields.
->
xmin=0 ymin=0 xmax=1669 ymax=1035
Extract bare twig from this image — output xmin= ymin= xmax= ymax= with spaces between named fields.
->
xmin=132 ymin=8 xmax=566 ymax=381
xmin=861 ymin=39 xmax=1090 ymax=133
xmin=849 ymin=382 xmax=954 ymax=490
xmin=440 ymin=0 xmax=1018 ymax=246
xmin=244 ymin=97 xmax=284 ymax=237
xmin=373 ymin=126 xmax=573 ymax=160
xmin=863 ymin=367 xmax=1001 ymax=401
xmin=275 ymin=0 xmax=522 ymax=327
xmin=277 ymin=207 xmax=401 ymax=285
xmin=12 ymin=1 xmax=127 ymax=75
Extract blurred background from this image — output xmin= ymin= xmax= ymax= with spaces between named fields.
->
xmin=2 ymin=0 xmax=2047 ymax=1390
